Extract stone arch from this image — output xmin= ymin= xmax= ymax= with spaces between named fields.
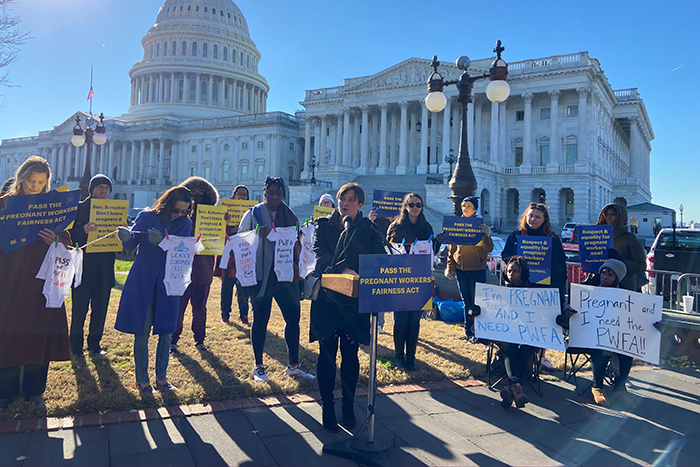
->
xmin=507 ymin=188 xmax=520 ymax=224
xmin=480 ymin=188 xmax=490 ymax=223
xmin=532 ymin=188 xmax=546 ymax=204
xmin=559 ymin=188 xmax=575 ymax=225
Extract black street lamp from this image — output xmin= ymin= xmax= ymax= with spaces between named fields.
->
xmin=425 ymin=41 xmax=510 ymax=215
xmin=680 ymin=204 xmax=684 ymax=227
xmin=445 ymin=148 xmax=457 ymax=178
xmin=72 ymin=113 xmax=107 ymax=200
xmin=307 ymin=154 xmax=319 ymax=185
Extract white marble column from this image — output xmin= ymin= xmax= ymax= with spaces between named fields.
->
xmin=352 ymin=112 xmax=361 ymax=168
xmin=139 ymin=140 xmax=147 ymax=180
xmin=396 ymin=101 xmax=409 ymax=174
xmin=303 ymin=117 xmax=312 ymax=178
xmin=522 ymin=93 xmax=533 ymax=165
xmin=170 ymin=73 xmax=175 ymax=103
xmin=158 ymin=140 xmax=165 ymax=182
xmin=107 ymin=141 xmax=115 ymax=178
xmin=319 ymin=116 xmax=328 ymax=165
xmin=489 ymin=101 xmax=499 ymax=164
xmin=196 ymin=74 xmax=201 ymax=105
xmin=119 ymin=144 xmax=127 ymax=181
xmin=342 ymin=109 xmax=351 ymax=167
xmin=440 ymin=99 xmax=451 ymax=173
xmin=498 ymin=102 xmax=506 ymax=165
xmin=334 ymin=113 xmax=342 ymax=165
xmin=358 ymin=106 xmax=370 ymax=175
xmin=376 ymin=103 xmax=389 ymax=175
xmin=474 ymin=99 xmax=483 ymax=161
xmin=50 ymin=146 xmax=58 ymax=174
xmin=56 ymin=145 xmax=65 ymax=182
xmin=417 ymin=101 xmax=429 ymax=174
xmin=159 ymin=74 xmax=164 ymax=102
xmin=129 ymin=142 xmax=137 ymax=182
xmin=577 ymin=87 xmax=588 ymax=164
xmin=389 ymin=109 xmax=398 ymax=171
xmin=629 ymin=117 xmax=642 ymax=180
xmin=170 ymin=141 xmax=179 ymax=183
xmin=313 ymin=117 xmax=321 ymax=167
xmin=549 ymin=90 xmax=560 ymax=164
xmin=148 ymin=140 xmax=156 ymax=178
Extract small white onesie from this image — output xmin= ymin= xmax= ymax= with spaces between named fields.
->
xmin=298 ymin=224 xmax=317 ymax=279
xmin=159 ymin=235 xmax=205 ymax=296
xmin=409 ymin=239 xmax=434 ymax=271
xmin=36 ymin=242 xmax=84 ymax=308
xmin=265 ymin=226 xmax=298 ymax=283
xmin=220 ymin=230 xmax=259 ymax=287
xmin=385 ymin=243 xmax=406 ymax=255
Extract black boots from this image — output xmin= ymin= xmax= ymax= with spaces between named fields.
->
xmin=341 ymin=398 xmax=356 ymax=428
xmin=405 ymin=326 xmax=420 ymax=372
xmin=393 ymin=325 xmax=407 ymax=370
xmin=322 ymin=401 xmax=339 ymax=432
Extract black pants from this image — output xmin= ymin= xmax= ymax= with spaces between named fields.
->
xmin=504 ymin=344 xmax=535 ymax=383
xmin=590 ymin=350 xmax=633 ymax=391
xmin=0 ymin=364 xmax=50 ymax=400
xmin=317 ymin=329 xmax=359 ymax=406
xmin=221 ymin=276 xmax=251 ymax=320
xmin=70 ymin=285 xmax=112 ymax=353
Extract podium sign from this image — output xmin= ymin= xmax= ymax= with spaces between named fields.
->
xmin=358 ymin=254 xmax=432 ymax=313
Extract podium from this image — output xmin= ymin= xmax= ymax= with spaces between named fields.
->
xmin=321 ymin=273 xmax=359 ymax=298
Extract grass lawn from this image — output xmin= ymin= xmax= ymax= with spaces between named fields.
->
xmin=1 ymin=259 xmax=572 ymax=421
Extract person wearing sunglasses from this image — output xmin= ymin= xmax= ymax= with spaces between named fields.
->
xmin=115 ymin=185 xmax=193 ymax=395
xmin=445 ymin=196 xmax=493 ymax=343
xmin=386 ymin=193 xmax=433 ymax=371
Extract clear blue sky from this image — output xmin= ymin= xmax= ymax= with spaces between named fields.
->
xmin=2 ymin=0 xmax=699 ymax=222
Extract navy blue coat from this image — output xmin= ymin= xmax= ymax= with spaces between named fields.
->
xmin=115 ymin=210 xmax=192 ymax=335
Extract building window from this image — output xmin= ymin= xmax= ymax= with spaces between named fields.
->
xmin=222 ymin=160 xmax=230 ymax=181
xmin=191 ymin=145 xmax=197 ymax=153
xmin=540 ymin=145 xmax=550 ymax=165
xmin=515 ymin=147 xmax=523 ymax=167
xmin=246 ymin=55 xmax=250 ymax=68
xmin=326 ymin=128 xmax=330 ymax=136
xmin=566 ymin=144 xmax=578 ymax=164
xmin=203 ymin=43 xmax=208 ymax=57
xmin=224 ymin=143 xmax=230 ymax=151
xmin=515 ymin=110 xmax=524 ymax=122
xmin=232 ymin=49 xmax=237 ymax=63
xmin=289 ymin=142 xmax=295 ymax=151
xmin=163 ymin=42 xmax=167 ymax=56
xmin=205 ymin=144 xmax=212 ymax=153
xmin=242 ymin=142 xmax=248 ymax=150
xmin=540 ymin=108 xmax=551 ymax=119
xmin=179 ymin=79 xmax=184 ymax=101
xmin=256 ymin=163 xmax=264 ymax=180
xmin=189 ymin=80 xmax=196 ymax=101
xmin=204 ymin=164 xmax=211 ymax=179
xmin=182 ymin=41 xmax=187 ymax=55
xmin=223 ymin=46 xmax=228 ymax=61
xmin=567 ymin=105 xmax=578 ymax=117
xmin=212 ymin=82 xmax=218 ymax=103
xmin=156 ymin=43 xmax=160 ymax=57
xmin=192 ymin=42 xmax=197 ymax=56
xmin=172 ymin=41 xmax=177 ymax=55
xmin=240 ymin=51 xmax=243 ymax=65
xmin=190 ymin=166 xmax=196 ymax=176
xmin=257 ymin=141 xmax=264 ymax=149
xmin=201 ymin=81 xmax=208 ymax=102
xmin=240 ymin=164 xmax=248 ymax=179
xmin=213 ymin=45 xmax=218 ymax=59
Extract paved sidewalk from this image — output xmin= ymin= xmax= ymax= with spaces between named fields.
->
xmin=0 ymin=368 xmax=698 ymax=466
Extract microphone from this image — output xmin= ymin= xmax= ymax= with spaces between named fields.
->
xmin=343 ymin=215 xmax=353 ymax=231
xmin=370 ymin=223 xmax=397 ymax=254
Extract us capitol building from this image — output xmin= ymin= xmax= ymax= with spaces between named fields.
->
xmin=0 ymin=0 xmax=653 ymax=230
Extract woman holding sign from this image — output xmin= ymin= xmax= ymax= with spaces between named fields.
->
xmin=0 ymin=156 xmax=72 ymax=407
xmin=386 ymin=193 xmax=433 ymax=371
xmin=309 ymin=182 xmax=386 ymax=432
xmin=445 ymin=196 xmax=493 ymax=344
xmin=115 ymin=186 xmax=193 ymax=394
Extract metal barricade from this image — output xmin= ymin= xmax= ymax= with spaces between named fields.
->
xmin=642 ymin=269 xmax=689 ymax=311
xmin=676 ymin=273 xmax=700 ymax=313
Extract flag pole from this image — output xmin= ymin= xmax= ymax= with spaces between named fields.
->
xmin=89 ymin=65 xmax=93 ymax=118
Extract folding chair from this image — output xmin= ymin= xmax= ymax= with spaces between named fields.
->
xmin=564 ymin=346 xmax=616 ymax=396
xmin=486 ymin=341 xmax=542 ymax=396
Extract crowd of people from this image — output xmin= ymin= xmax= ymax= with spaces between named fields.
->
xmin=0 ymin=154 xmax=650 ymax=426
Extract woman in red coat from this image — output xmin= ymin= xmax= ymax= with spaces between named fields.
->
xmin=0 ymin=156 xmax=72 ymax=408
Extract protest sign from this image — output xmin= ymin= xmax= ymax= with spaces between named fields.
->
xmin=0 ymin=190 xmax=80 ymax=253
xmin=442 ymin=216 xmax=483 ymax=245
xmin=86 ymin=199 xmax=129 ymax=253
xmin=517 ymin=236 xmax=552 ymax=285
xmin=194 ymin=205 xmax=227 ymax=255
xmin=474 ymin=283 xmax=565 ymax=351
xmin=299 ymin=224 xmax=317 ymax=279
xmin=220 ymin=199 xmax=258 ymax=226
xmin=569 ymin=284 xmax=662 ymax=365
xmin=358 ymin=254 xmax=433 ymax=314
xmin=372 ymin=190 xmax=407 ymax=217
xmin=578 ymin=225 xmax=614 ymax=273
xmin=312 ymin=205 xmax=335 ymax=220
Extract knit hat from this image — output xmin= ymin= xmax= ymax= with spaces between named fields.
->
xmin=319 ymin=193 xmax=334 ymax=206
xmin=599 ymin=259 xmax=627 ymax=282
xmin=89 ymin=174 xmax=113 ymax=194
xmin=462 ymin=196 xmax=479 ymax=212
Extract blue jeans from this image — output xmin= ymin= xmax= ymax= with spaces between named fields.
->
xmin=377 ymin=312 xmax=385 ymax=328
xmin=134 ymin=294 xmax=172 ymax=384
xmin=455 ymin=269 xmax=487 ymax=337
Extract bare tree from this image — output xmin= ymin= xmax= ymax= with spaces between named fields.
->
xmin=0 ymin=0 xmax=29 ymax=87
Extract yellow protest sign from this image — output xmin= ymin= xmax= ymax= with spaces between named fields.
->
xmin=313 ymin=205 xmax=335 ymax=219
xmin=220 ymin=199 xmax=258 ymax=226
xmin=86 ymin=199 xmax=129 ymax=253
xmin=54 ymin=185 xmax=74 ymax=230
xmin=194 ymin=205 xmax=227 ymax=255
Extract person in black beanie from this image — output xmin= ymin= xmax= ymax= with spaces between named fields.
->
xmin=69 ymin=174 xmax=116 ymax=358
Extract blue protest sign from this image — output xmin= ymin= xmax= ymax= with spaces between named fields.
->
xmin=358 ymin=254 xmax=433 ymax=314
xmin=0 ymin=190 xmax=80 ymax=253
xmin=442 ymin=216 xmax=483 ymax=245
xmin=517 ymin=236 xmax=553 ymax=285
xmin=372 ymin=190 xmax=407 ymax=217
xmin=577 ymin=225 xmax=614 ymax=273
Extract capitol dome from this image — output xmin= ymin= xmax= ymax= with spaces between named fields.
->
xmin=127 ymin=0 xmax=269 ymax=118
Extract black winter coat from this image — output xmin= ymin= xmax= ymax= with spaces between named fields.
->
xmin=386 ymin=215 xmax=433 ymax=253
xmin=309 ymin=210 xmax=385 ymax=344
xmin=70 ymin=198 xmax=116 ymax=290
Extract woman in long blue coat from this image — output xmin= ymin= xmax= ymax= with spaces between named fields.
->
xmin=115 ymin=186 xmax=193 ymax=394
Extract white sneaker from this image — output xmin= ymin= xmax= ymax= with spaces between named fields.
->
xmin=284 ymin=363 xmax=316 ymax=379
xmin=253 ymin=364 xmax=268 ymax=382
xmin=540 ymin=356 xmax=555 ymax=370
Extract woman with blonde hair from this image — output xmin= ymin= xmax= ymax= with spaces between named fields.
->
xmin=0 ymin=156 xmax=72 ymax=408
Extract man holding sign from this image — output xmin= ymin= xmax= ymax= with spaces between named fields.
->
xmin=69 ymin=175 xmax=124 ymax=358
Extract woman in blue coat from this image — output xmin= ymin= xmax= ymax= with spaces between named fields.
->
xmin=115 ymin=186 xmax=193 ymax=394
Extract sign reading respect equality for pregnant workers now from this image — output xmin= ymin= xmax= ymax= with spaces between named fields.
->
xmin=86 ymin=199 xmax=129 ymax=253
xmin=0 ymin=189 xmax=80 ymax=253
xmin=577 ymin=225 xmax=614 ymax=273
xmin=372 ymin=190 xmax=407 ymax=217
xmin=569 ymin=284 xmax=662 ymax=365
xmin=474 ymin=283 xmax=565 ymax=351
xmin=517 ymin=236 xmax=552 ymax=285
xmin=194 ymin=205 xmax=228 ymax=255
xmin=358 ymin=254 xmax=433 ymax=314
xmin=442 ymin=216 xmax=483 ymax=246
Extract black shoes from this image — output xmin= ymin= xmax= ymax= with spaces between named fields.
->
xmin=341 ymin=401 xmax=356 ymax=429
xmin=322 ymin=403 xmax=339 ymax=432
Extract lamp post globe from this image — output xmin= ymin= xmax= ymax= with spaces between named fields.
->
xmin=71 ymin=113 xmax=107 ymax=200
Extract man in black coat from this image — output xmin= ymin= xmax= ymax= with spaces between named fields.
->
xmin=69 ymin=175 xmax=116 ymax=358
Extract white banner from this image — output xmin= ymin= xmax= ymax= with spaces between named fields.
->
xmin=569 ymin=284 xmax=662 ymax=365
xmin=474 ymin=283 xmax=565 ymax=351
